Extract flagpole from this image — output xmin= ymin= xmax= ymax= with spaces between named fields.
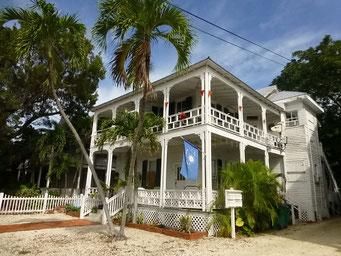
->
xmin=180 ymin=136 xmax=207 ymax=156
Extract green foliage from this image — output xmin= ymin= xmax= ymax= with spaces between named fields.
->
xmin=93 ymin=0 xmax=196 ymax=90
xmin=112 ymin=210 xmax=133 ymax=223
xmin=271 ymin=35 xmax=341 ymax=185
xmin=149 ymin=221 xmax=156 ymax=227
xmin=179 ymin=216 xmax=194 ymax=233
xmin=136 ymin=213 xmax=144 ymax=224
xmin=91 ymin=206 xmax=98 ymax=213
xmin=65 ymin=204 xmax=80 ymax=212
xmin=215 ymin=160 xmax=283 ymax=236
xmin=16 ymin=184 xmax=41 ymax=197
xmin=96 ymin=111 xmax=164 ymax=154
xmin=49 ymin=154 xmax=76 ymax=180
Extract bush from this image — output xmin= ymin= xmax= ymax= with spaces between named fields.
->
xmin=48 ymin=190 xmax=61 ymax=197
xmin=16 ymin=184 xmax=41 ymax=197
xmin=65 ymin=204 xmax=80 ymax=212
xmin=215 ymin=160 xmax=283 ymax=236
xmin=179 ymin=216 xmax=194 ymax=233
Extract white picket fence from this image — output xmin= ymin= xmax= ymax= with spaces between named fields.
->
xmin=0 ymin=192 xmax=83 ymax=215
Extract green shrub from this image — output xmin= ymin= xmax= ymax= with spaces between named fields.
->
xmin=136 ymin=213 xmax=144 ymax=224
xmin=215 ymin=160 xmax=283 ymax=236
xmin=179 ymin=216 xmax=194 ymax=233
xmin=91 ymin=206 xmax=98 ymax=213
xmin=16 ymin=184 xmax=41 ymax=197
xmin=65 ymin=204 xmax=80 ymax=212
xmin=48 ymin=190 xmax=61 ymax=197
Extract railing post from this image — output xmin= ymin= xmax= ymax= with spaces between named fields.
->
xmin=80 ymin=194 xmax=85 ymax=219
xmin=237 ymin=92 xmax=244 ymax=136
xmin=42 ymin=190 xmax=48 ymax=214
xmin=101 ymin=197 xmax=109 ymax=224
xmin=0 ymin=192 xmax=4 ymax=211
xmin=291 ymin=204 xmax=296 ymax=225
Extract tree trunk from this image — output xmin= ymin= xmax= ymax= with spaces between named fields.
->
xmin=119 ymin=96 xmax=147 ymax=236
xmin=47 ymin=57 xmax=118 ymax=237
xmin=70 ymin=154 xmax=83 ymax=197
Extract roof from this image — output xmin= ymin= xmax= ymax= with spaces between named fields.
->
xmin=92 ymin=57 xmax=284 ymax=113
xmin=268 ymin=91 xmax=306 ymax=102
xmin=257 ymin=85 xmax=278 ymax=98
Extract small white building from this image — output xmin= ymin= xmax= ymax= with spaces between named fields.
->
xmin=85 ymin=58 xmax=340 ymax=230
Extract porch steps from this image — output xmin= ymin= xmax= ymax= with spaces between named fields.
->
xmin=84 ymin=209 xmax=103 ymax=223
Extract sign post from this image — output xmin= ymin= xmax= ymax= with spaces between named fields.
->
xmin=225 ymin=188 xmax=243 ymax=239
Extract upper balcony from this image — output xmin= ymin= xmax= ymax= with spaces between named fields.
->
xmin=91 ymin=65 xmax=285 ymax=150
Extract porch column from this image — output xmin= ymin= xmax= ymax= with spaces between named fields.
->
xmin=264 ymin=150 xmax=270 ymax=168
xmin=76 ymin=164 xmax=81 ymax=190
xmin=112 ymin=107 xmax=117 ymax=119
xmin=135 ymin=98 xmax=140 ymax=113
xmin=91 ymin=114 xmax=98 ymax=146
xmin=200 ymin=74 xmax=205 ymax=124
xmin=204 ymin=72 xmax=212 ymax=125
xmin=205 ymin=130 xmax=212 ymax=208
xmin=280 ymin=112 xmax=286 ymax=132
xmin=160 ymin=138 xmax=168 ymax=208
xmin=261 ymin=107 xmax=268 ymax=139
xmin=105 ymin=150 xmax=113 ymax=188
xmin=239 ymin=142 xmax=246 ymax=163
xmin=237 ymin=92 xmax=244 ymax=137
xmin=201 ymin=132 xmax=206 ymax=211
xmin=163 ymin=87 xmax=169 ymax=133
xmin=85 ymin=152 xmax=94 ymax=195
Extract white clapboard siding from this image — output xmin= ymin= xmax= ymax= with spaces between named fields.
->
xmin=285 ymin=125 xmax=316 ymax=221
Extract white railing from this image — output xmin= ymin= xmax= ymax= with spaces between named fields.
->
xmin=107 ymin=190 xmax=126 ymax=217
xmin=81 ymin=196 xmax=102 ymax=218
xmin=0 ymin=192 xmax=82 ymax=215
xmin=87 ymin=187 xmax=98 ymax=197
xmin=286 ymin=117 xmax=299 ymax=127
xmin=164 ymin=190 xmax=202 ymax=209
xmin=151 ymin=125 xmax=163 ymax=133
xmin=137 ymin=189 xmax=160 ymax=207
xmin=244 ymin=123 xmax=265 ymax=143
xmin=211 ymin=108 xmax=240 ymax=134
xmin=267 ymin=133 xmax=282 ymax=148
xmin=167 ymin=107 xmax=202 ymax=131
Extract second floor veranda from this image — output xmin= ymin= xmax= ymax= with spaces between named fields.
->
xmin=92 ymin=67 xmax=286 ymax=150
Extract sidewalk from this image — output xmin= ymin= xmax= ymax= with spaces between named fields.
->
xmin=0 ymin=219 xmax=98 ymax=233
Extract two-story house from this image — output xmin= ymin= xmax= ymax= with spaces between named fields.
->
xmin=85 ymin=58 xmax=340 ymax=232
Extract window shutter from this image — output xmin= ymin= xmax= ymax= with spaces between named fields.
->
xmin=142 ymin=160 xmax=148 ymax=188
xmin=155 ymin=158 xmax=161 ymax=187
xmin=169 ymin=102 xmax=175 ymax=115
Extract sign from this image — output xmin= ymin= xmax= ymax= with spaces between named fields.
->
xmin=225 ymin=189 xmax=243 ymax=208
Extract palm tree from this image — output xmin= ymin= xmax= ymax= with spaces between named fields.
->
xmin=1 ymin=0 xmax=118 ymax=236
xmin=97 ymin=111 xmax=164 ymax=228
xmin=93 ymin=0 xmax=195 ymax=236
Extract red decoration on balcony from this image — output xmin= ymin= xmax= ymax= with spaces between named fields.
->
xmin=200 ymin=90 xmax=205 ymax=96
xmin=208 ymin=90 xmax=212 ymax=97
xmin=165 ymin=102 xmax=168 ymax=108
xmin=179 ymin=112 xmax=187 ymax=120
xmin=239 ymin=106 xmax=242 ymax=111
xmin=264 ymin=119 xmax=266 ymax=124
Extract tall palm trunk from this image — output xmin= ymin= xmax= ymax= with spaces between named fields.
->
xmin=119 ymin=41 xmax=151 ymax=236
xmin=47 ymin=57 xmax=118 ymax=237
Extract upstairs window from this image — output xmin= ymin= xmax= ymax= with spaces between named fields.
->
xmin=286 ymin=111 xmax=299 ymax=126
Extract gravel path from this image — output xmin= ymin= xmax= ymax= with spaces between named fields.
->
xmin=0 ymin=214 xmax=340 ymax=256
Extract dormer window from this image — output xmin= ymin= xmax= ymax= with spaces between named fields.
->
xmin=286 ymin=111 xmax=299 ymax=126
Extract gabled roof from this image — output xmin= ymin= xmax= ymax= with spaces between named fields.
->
xmin=92 ymin=57 xmax=284 ymax=112
xmin=256 ymin=86 xmax=324 ymax=114
xmin=257 ymin=85 xmax=278 ymax=98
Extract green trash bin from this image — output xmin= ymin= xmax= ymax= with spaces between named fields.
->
xmin=274 ymin=205 xmax=290 ymax=230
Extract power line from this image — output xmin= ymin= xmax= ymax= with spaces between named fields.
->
xmin=171 ymin=3 xmax=291 ymax=62
xmin=195 ymin=27 xmax=285 ymax=66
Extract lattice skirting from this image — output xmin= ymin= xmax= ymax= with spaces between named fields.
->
xmin=135 ymin=206 xmax=220 ymax=236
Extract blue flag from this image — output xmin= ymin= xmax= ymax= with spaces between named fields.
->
xmin=180 ymin=140 xmax=199 ymax=181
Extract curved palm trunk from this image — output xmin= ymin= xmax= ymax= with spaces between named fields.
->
xmin=47 ymin=58 xmax=118 ymax=237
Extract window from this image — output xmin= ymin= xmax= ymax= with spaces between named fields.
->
xmin=176 ymin=166 xmax=185 ymax=181
xmin=176 ymin=97 xmax=192 ymax=112
xmin=286 ymin=111 xmax=299 ymax=126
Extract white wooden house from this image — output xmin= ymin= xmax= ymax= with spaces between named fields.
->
xmin=84 ymin=58 xmax=340 ymax=231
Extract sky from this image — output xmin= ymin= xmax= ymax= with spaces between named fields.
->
xmin=2 ymin=0 xmax=341 ymax=107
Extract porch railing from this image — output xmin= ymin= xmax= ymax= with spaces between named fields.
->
xmin=267 ymin=133 xmax=282 ymax=148
xmin=210 ymin=108 xmax=240 ymax=134
xmin=167 ymin=107 xmax=202 ymax=131
xmin=137 ymin=189 xmax=160 ymax=207
xmin=286 ymin=117 xmax=299 ymax=127
xmin=164 ymin=190 xmax=202 ymax=209
xmin=244 ymin=123 xmax=265 ymax=143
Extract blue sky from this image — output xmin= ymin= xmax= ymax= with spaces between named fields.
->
xmin=2 ymin=0 xmax=341 ymax=106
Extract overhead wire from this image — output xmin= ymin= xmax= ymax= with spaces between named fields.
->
xmin=170 ymin=3 xmax=291 ymax=63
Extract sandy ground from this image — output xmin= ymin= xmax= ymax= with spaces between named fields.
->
xmin=0 ymin=214 xmax=340 ymax=256
xmin=0 ymin=213 xmax=77 ymax=225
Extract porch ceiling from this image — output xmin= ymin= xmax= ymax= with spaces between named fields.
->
xmin=211 ymin=78 xmax=237 ymax=108
xmin=169 ymin=77 xmax=200 ymax=100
